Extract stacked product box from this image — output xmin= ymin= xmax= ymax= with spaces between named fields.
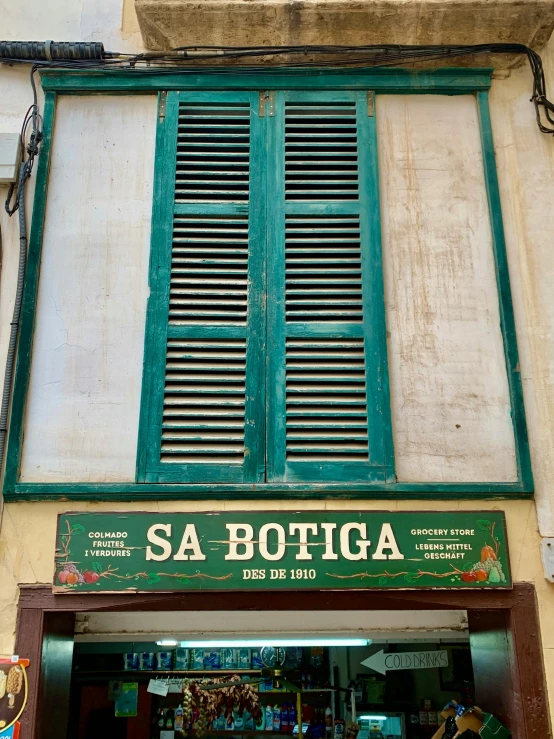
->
xmin=125 ymin=647 xmax=263 ymax=671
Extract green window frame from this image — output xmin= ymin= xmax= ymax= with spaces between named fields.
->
xmin=2 ymin=68 xmax=533 ymax=501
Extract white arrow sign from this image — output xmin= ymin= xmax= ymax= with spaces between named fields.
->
xmin=361 ymin=649 xmax=449 ymax=675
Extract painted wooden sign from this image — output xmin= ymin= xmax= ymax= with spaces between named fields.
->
xmin=53 ymin=511 xmax=510 ymax=593
xmin=361 ymin=649 xmax=448 ymax=675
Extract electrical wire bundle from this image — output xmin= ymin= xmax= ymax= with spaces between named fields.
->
xmin=0 ymin=63 xmax=43 ymax=472
xmin=0 ymin=41 xmax=553 ymax=133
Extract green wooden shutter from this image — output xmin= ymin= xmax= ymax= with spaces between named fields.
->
xmin=140 ymin=91 xmax=266 ymax=483
xmin=266 ymin=90 xmax=393 ymax=483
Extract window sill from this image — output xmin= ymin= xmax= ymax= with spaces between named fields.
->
xmin=3 ymin=480 xmax=532 ymax=502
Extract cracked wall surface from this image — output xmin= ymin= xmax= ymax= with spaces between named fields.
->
xmin=18 ymin=95 xmax=156 ymax=482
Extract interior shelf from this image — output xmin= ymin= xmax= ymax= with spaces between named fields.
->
xmin=184 ymin=732 xmax=296 ymax=736
xmin=75 ymin=669 xmax=263 ymax=676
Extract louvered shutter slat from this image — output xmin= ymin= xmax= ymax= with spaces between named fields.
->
xmin=267 ymin=91 xmax=391 ymax=482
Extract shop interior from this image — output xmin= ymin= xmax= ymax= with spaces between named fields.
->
xmin=68 ymin=610 xmax=476 ymax=739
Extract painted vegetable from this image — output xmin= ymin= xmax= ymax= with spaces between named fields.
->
xmin=470 ymin=558 xmax=505 ymax=582
xmin=481 ymin=545 xmax=497 ymax=562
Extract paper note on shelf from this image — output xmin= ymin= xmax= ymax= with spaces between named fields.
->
xmin=147 ymin=679 xmax=169 ymax=697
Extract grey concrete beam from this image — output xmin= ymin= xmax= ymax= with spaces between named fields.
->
xmin=134 ymin=0 xmax=554 ymax=67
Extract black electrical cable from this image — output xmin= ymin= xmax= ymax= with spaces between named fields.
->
xmin=5 ymin=67 xmax=42 ymax=215
xmin=0 ymin=66 xmax=43 ymax=475
xmin=1 ymin=41 xmax=553 ymax=132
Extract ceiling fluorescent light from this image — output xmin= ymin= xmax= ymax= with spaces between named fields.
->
xmin=156 ymin=640 xmax=179 ymax=647
xmin=178 ymin=638 xmax=371 ymax=648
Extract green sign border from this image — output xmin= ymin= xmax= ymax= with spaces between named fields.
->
xmin=53 ymin=510 xmax=511 ymax=593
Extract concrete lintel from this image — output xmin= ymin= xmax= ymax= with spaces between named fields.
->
xmin=135 ymin=0 xmax=554 ymax=67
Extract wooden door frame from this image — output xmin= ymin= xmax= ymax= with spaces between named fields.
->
xmin=15 ymin=582 xmax=550 ymax=739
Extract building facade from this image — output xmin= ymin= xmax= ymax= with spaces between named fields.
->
xmin=1 ymin=0 xmax=554 ymax=736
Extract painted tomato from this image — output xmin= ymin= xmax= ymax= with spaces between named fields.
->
xmin=57 ymin=570 xmax=69 ymax=584
xmin=66 ymin=572 xmax=79 ymax=585
xmin=475 ymin=569 xmax=488 ymax=582
xmin=481 ymin=545 xmax=497 ymax=561
xmin=461 ymin=571 xmax=478 ymax=583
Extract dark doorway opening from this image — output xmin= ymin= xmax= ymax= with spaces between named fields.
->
xmin=16 ymin=583 xmax=550 ymax=739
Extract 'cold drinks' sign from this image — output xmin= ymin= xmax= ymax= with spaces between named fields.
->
xmin=54 ymin=511 xmax=510 ymax=593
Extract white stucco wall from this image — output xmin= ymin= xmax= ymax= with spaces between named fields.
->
xmin=379 ymin=94 xmax=517 ymax=482
xmin=19 ymin=95 xmax=156 ymax=482
xmin=0 ymin=0 xmax=145 ymax=53
xmin=489 ymin=40 xmax=554 ymax=535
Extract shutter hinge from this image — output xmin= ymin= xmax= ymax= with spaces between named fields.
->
xmin=258 ymin=91 xmax=275 ymax=117
xmin=367 ymin=91 xmax=375 ymax=117
xmin=268 ymin=90 xmax=276 ymax=117
xmin=158 ymin=91 xmax=167 ymax=122
xmin=259 ymin=91 xmax=268 ymax=118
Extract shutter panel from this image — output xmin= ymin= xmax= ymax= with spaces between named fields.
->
xmin=143 ymin=91 xmax=265 ymax=483
xmin=267 ymin=91 xmax=392 ymax=482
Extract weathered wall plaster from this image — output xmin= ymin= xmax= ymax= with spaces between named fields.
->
xmin=489 ymin=37 xmax=554 ymax=536
xmin=19 ymin=96 xmax=156 ymax=482
xmin=0 ymin=0 xmax=145 ymax=52
xmin=379 ymin=94 xmax=517 ymax=482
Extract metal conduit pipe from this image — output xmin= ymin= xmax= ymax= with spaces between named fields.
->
xmin=0 ymin=162 xmax=29 ymax=477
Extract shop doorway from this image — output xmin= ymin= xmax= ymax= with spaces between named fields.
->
xmin=15 ymin=584 xmax=549 ymax=739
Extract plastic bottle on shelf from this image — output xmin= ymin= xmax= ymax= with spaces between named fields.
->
xmin=266 ymin=705 xmax=274 ymax=731
xmin=158 ymin=709 xmax=166 ymax=730
xmin=152 ymin=708 xmax=162 ymax=739
xmin=325 ymin=705 xmax=333 ymax=734
xmin=165 ymin=706 xmax=175 ymax=730
xmin=175 ymin=704 xmax=184 ymax=731
xmin=282 ymin=704 xmax=289 ymax=730
xmin=319 ymin=704 xmax=326 ymax=727
xmin=255 ymin=708 xmax=265 ymax=731
xmin=273 ymin=705 xmax=281 ymax=731
xmin=290 ymin=704 xmax=298 ymax=730
xmin=216 ymin=711 xmax=226 ymax=731
xmin=315 ymin=704 xmax=322 ymax=727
